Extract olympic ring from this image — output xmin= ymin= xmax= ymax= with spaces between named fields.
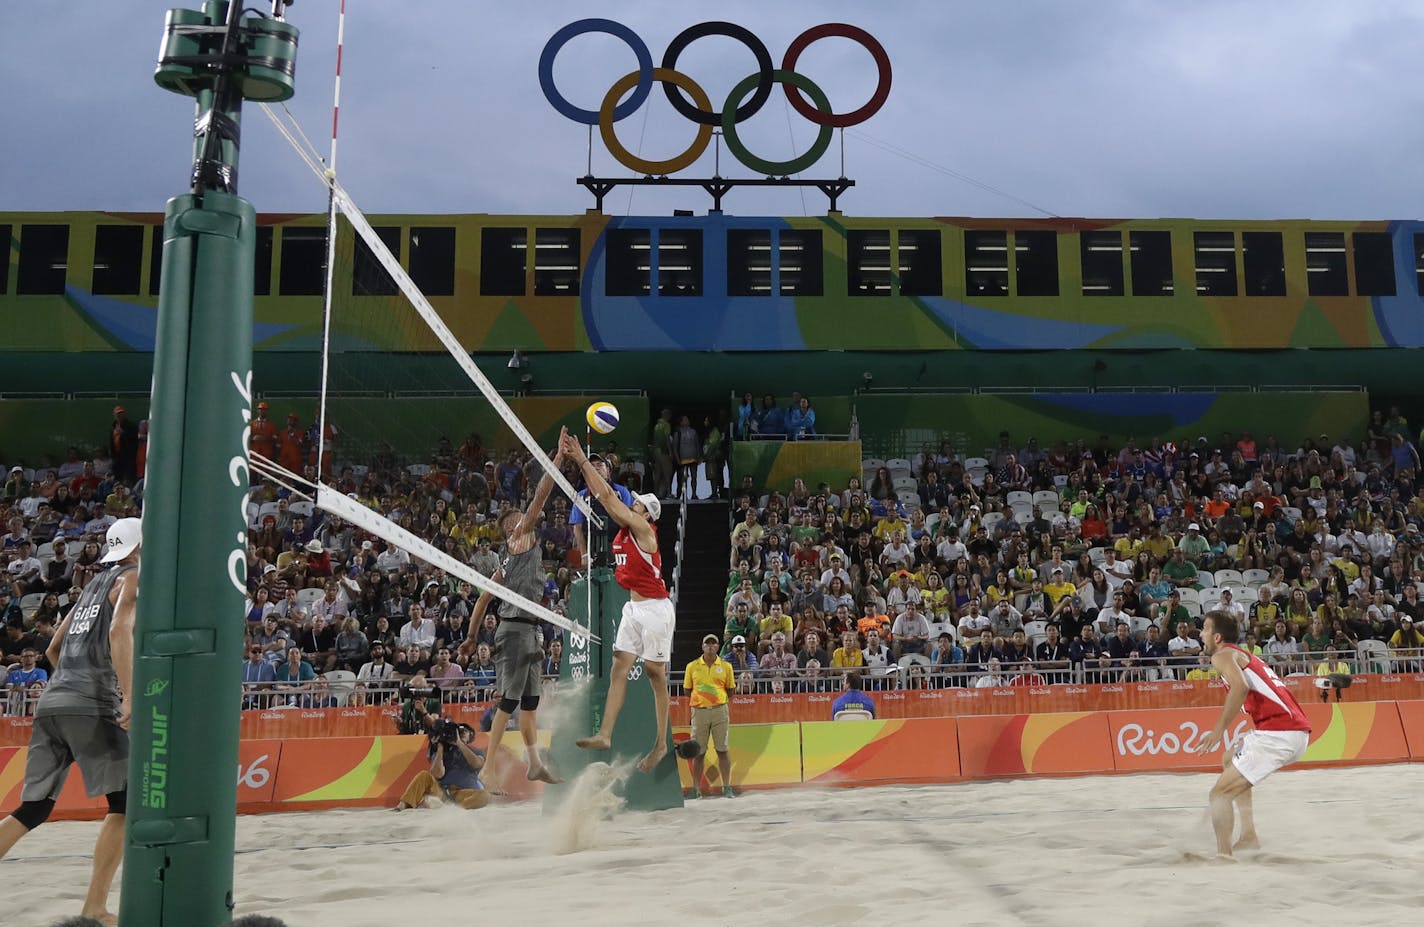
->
xmin=599 ymin=68 xmax=714 ymax=176
xmin=781 ymin=23 xmax=892 ymax=128
xmin=538 ymin=18 xmax=653 ymax=125
xmin=541 ymin=20 xmax=892 ymax=174
xmin=660 ymin=21 xmax=773 ymax=127
xmin=721 ymin=70 xmax=833 ymax=176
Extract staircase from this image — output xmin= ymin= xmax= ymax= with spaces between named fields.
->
xmin=658 ymin=500 xmax=730 ymax=667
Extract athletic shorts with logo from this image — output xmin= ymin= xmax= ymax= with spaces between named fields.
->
xmin=22 ymin=715 xmax=128 ymax=802
xmin=614 ymin=597 xmax=675 ymax=663
xmin=1230 ymin=729 xmax=1309 ymax=785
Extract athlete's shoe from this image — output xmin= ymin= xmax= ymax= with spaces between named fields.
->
xmin=722 ymin=786 xmax=736 ymax=799
xmin=690 ymin=788 xmax=702 ymax=800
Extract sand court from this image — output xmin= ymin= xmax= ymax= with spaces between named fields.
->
xmin=5 ymin=763 xmax=1423 ymax=926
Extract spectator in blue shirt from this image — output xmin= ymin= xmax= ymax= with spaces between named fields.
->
xmin=831 ymin=673 xmax=876 ymax=718
xmin=241 ymin=642 xmax=277 ymax=709
xmin=785 ymin=397 xmax=816 ymax=441
xmin=6 ymin=647 xmax=47 ymax=713
xmin=755 ymin=395 xmax=785 ymax=437
xmin=570 ymin=454 xmax=634 ymax=567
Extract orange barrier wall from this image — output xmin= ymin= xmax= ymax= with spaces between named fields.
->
xmin=671 ymin=723 xmax=803 ymax=790
xmin=1396 ymin=701 xmax=1424 ymax=760
xmin=801 ymin=718 xmax=960 ymax=785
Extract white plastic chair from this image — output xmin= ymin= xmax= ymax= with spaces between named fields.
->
xmin=407 ymin=463 xmax=432 ymax=477
xmin=322 ymin=670 xmax=358 ymax=706
xmin=861 ymin=457 xmax=886 ymax=472
xmin=294 ymin=587 xmax=326 ymax=609
xmin=1053 ymin=474 xmax=1069 ymax=488
xmin=963 ymin=457 xmax=989 ymax=471
xmin=834 ymin=708 xmax=874 ymax=721
xmin=19 ymin=593 xmax=44 ymax=619
xmin=1088 ymin=547 xmax=1108 ymax=564
xmin=1357 ymin=640 xmax=1389 ymax=674
xmin=1181 ymin=601 xmax=1203 ymax=619
xmin=886 ymin=458 xmax=913 ymax=477
xmin=289 ymin=500 xmax=315 ymax=518
xmin=1242 ymin=569 xmax=1270 ymax=585
xmin=1175 ymin=587 xmax=1200 ymax=605
xmin=1010 ymin=504 xmax=1033 ymax=523
xmin=893 ymin=476 xmax=918 ymax=492
xmin=1007 ymin=490 xmax=1033 ymax=507
xmin=981 ymin=512 xmax=1003 ymax=531
xmin=1214 ymin=569 xmax=1244 ymax=587
xmin=259 ymin=501 xmax=281 ymax=522
xmin=1033 ymin=490 xmax=1060 ymax=508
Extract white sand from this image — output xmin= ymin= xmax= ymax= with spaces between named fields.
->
xmin=6 ymin=763 xmax=1424 ymax=927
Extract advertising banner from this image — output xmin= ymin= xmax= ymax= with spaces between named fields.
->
xmin=957 ymin=712 xmax=1114 ymax=778
xmin=671 ymin=723 xmax=803 ymax=789
xmin=801 ymin=718 xmax=959 ymax=784
xmin=1396 ymin=700 xmax=1424 ymax=760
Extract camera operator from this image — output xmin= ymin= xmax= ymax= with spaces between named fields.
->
xmin=395 ymin=673 xmax=442 ymax=735
xmin=393 ymin=710 xmax=488 ymax=811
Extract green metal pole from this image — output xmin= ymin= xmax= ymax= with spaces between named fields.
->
xmin=122 ymin=4 xmax=297 ymax=924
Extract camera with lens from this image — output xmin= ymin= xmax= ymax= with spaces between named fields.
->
xmin=428 ymin=716 xmax=460 ymax=744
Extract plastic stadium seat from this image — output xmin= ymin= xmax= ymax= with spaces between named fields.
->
xmin=1214 ymin=569 xmax=1244 ymax=587
xmin=886 ymin=457 xmax=913 ymax=475
xmin=1010 ymin=504 xmax=1033 ymax=523
xmin=1088 ymin=547 xmax=1107 ymax=564
xmin=289 ymin=500 xmax=314 ymax=518
xmin=1198 ymin=587 xmax=1220 ymax=609
xmin=963 ymin=457 xmax=989 ymax=471
xmin=1007 ymin=490 xmax=1033 ymax=507
xmin=322 ymin=670 xmax=358 ymax=706
xmin=1053 ymin=474 xmax=1069 ymax=488
xmin=861 ymin=457 xmax=885 ymax=472
xmin=19 ymin=593 xmax=44 ymax=619
xmin=34 ymin=541 xmax=54 ymax=562
xmin=925 ymin=513 xmax=941 ymax=533
xmin=407 ymin=463 xmax=432 ymax=477
xmin=1129 ymin=616 xmax=1153 ymax=638
xmin=1356 ymin=640 xmax=1389 ymax=674
xmin=1242 ymin=569 xmax=1270 ymax=585
xmin=1033 ymin=490 xmax=1060 ymax=508
xmin=1282 ymin=506 xmax=1303 ymax=522
xmin=981 ymin=512 xmax=1003 ymax=531
xmin=967 ymin=469 xmax=986 ymax=487
xmin=834 ymin=708 xmax=874 ymax=721
xmin=1023 ymin=619 xmax=1048 ymax=649
xmin=1182 ymin=601 xmax=1203 ymax=619
xmin=294 ymin=588 xmax=326 ymax=609
xmin=259 ymin=501 xmax=281 ymax=522
xmin=1175 ymin=587 xmax=1200 ymax=605
xmin=893 ymin=476 xmax=918 ymax=492
xmin=1197 ymin=569 xmax=1216 ymax=587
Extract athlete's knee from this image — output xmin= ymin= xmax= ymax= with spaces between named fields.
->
xmin=519 ymin=695 xmax=540 ymax=712
xmin=11 ymin=798 xmax=56 ymax=830
xmin=499 ymin=697 xmax=520 ymax=715
xmin=106 ymin=790 xmax=127 ymax=815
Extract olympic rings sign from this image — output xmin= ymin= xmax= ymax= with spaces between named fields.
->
xmin=539 ymin=20 xmax=892 ymax=176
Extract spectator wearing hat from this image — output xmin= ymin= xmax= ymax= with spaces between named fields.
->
xmin=1177 ymin=522 xmax=1211 ymax=565
xmin=109 ymin=405 xmax=139 ymax=483
xmin=725 ymin=635 xmax=758 ymax=690
xmin=682 ymin=634 xmax=736 ymax=798
xmin=2 ymin=467 xmax=30 ymax=504
xmin=304 ymin=538 xmax=332 ymax=580
xmin=249 ymin=401 xmax=277 ymax=462
xmin=1389 ymin=616 xmax=1424 ymax=673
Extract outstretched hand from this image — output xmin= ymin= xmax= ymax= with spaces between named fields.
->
xmin=559 ymin=427 xmax=586 ymax=463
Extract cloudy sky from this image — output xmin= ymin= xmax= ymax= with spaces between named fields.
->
xmin=4 ymin=0 xmax=1422 ymax=220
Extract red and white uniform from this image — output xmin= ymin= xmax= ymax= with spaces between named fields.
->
xmin=611 ymin=526 xmax=674 ymax=663
xmin=612 ymin=527 xmax=668 ymax=600
xmin=1221 ymin=643 xmax=1311 ymax=784
xmin=1224 ymin=644 xmax=1311 ymax=732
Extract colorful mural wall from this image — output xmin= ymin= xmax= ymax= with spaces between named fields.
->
xmin=5 ymin=212 xmax=1424 ymax=354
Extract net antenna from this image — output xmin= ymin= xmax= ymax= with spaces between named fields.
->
xmin=248 ymin=452 xmax=598 ymax=641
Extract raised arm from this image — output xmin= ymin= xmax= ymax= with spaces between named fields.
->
xmin=560 ymin=428 xmax=656 ymax=549
xmin=516 ymin=446 xmax=565 ymax=539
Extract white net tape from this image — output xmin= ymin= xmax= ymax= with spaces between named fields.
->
xmin=316 ymin=485 xmax=597 ymax=642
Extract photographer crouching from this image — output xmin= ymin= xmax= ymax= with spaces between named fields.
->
xmin=393 ymin=708 xmax=489 ymax=811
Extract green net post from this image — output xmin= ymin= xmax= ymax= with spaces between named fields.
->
xmin=122 ymin=4 xmax=297 ymax=925
xmin=546 ymin=567 xmax=683 ymax=813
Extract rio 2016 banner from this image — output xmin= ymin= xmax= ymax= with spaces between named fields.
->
xmin=540 ymin=21 xmax=890 ymax=176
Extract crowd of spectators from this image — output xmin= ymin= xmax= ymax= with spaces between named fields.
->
xmin=720 ymin=414 xmax=1424 ymax=692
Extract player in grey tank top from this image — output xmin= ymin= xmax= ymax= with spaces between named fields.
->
xmin=38 ymin=563 xmax=136 ymax=718
xmin=461 ymin=444 xmax=566 ymax=789
xmin=0 ymin=515 xmax=141 ymax=925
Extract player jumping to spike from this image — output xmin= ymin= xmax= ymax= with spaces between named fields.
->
xmin=560 ymin=427 xmax=674 ymax=773
xmin=1194 ymin=610 xmax=1312 ymax=859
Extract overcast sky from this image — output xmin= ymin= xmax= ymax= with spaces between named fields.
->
xmin=4 ymin=1 xmax=1422 ymax=220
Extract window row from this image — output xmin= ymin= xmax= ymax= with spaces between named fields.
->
xmin=2 ymin=223 xmax=1421 ymax=302
xmin=0 ymin=223 xmax=457 ymax=299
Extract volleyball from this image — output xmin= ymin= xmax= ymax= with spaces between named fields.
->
xmin=586 ymin=401 xmax=619 ymax=434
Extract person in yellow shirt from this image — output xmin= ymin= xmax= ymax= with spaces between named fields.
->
xmin=1043 ymin=568 xmax=1078 ymax=609
xmin=832 ymin=630 xmax=865 ymax=670
xmin=758 ymin=603 xmax=793 ymax=656
xmin=682 ymin=635 xmax=736 ymax=799
xmin=873 ymin=513 xmax=908 ymax=543
xmin=1141 ymin=525 xmax=1176 ymax=561
xmin=1113 ymin=530 xmax=1143 ymax=562
xmin=1185 ymin=654 xmax=1221 ymax=681
xmin=1315 ymin=644 xmax=1353 ymax=702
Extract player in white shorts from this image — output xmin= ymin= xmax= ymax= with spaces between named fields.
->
xmin=561 ymin=429 xmax=675 ymax=773
xmin=1196 ymin=610 xmax=1312 ymax=858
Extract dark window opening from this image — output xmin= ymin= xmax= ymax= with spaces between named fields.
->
xmin=410 ymin=226 xmax=456 ymax=297
xmin=780 ymin=229 xmax=823 ymax=296
xmin=1015 ymin=230 xmax=1058 ymax=297
xmin=92 ymin=225 xmax=143 ymax=296
xmin=848 ymin=230 xmax=892 ymax=295
xmin=1080 ymin=231 xmax=1124 ymax=296
xmin=1129 ymin=230 xmax=1173 ymax=296
xmin=1353 ymin=232 xmax=1396 ymax=297
xmin=253 ymin=226 xmax=273 ymax=296
xmin=1194 ymin=231 xmax=1237 ymax=297
xmin=0 ymin=224 xmax=9 ymax=295
xmin=657 ymin=229 xmax=702 ymax=297
xmin=479 ymin=227 xmax=526 ymax=296
xmin=534 ymin=228 xmax=580 ymax=296
xmin=727 ymin=229 xmax=770 ymax=296
xmin=898 ymin=229 xmax=942 ymax=296
xmin=1305 ymin=232 xmax=1348 ymax=297
xmin=964 ymin=230 xmax=1008 ymax=296
xmin=606 ymin=228 xmax=650 ymax=296
xmin=148 ymin=226 xmax=163 ymax=296
xmin=278 ymin=227 xmax=328 ymax=296
xmin=17 ymin=224 xmax=69 ymax=295
xmin=1415 ymin=234 xmax=1424 ymax=297
xmin=1242 ymin=231 xmax=1285 ymax=297
xmin=353 ymin=226 xmax=401 ymax=297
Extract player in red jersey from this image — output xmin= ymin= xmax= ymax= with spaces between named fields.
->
xmin=1195 ymin=610 xmax=1312 ymax=858
xmin=560 ymin=428 xmax=674 ymax=773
